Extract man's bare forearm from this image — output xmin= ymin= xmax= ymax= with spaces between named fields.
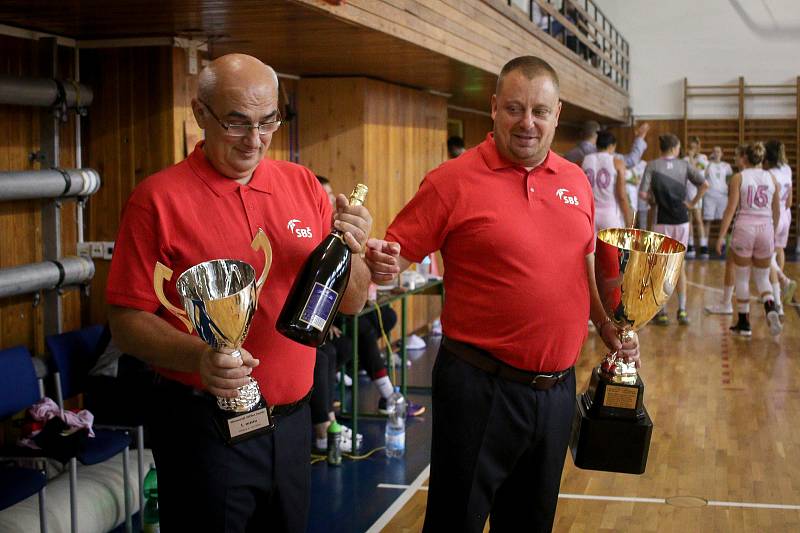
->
xmin=108 ymin=305 xmax=206 ymax=373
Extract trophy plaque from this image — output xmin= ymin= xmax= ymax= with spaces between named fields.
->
xmin=154 ymin=229 xmax=274 ymax=445
xmin=570 ymin=228 xmax=685 ymax=474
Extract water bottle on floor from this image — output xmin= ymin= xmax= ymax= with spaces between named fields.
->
xmin=143 ymin=463 xmax=160 ymax=533
xmin=385 ymin=387 xmax=407 ymax=458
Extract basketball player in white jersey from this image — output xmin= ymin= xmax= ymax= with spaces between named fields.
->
xmin=715 ymin=142 xmax=782 ymax=336
xmin=702 ymin=146 xmax=732 ymax=249
xmin=764 ymin=140 xmax=796 ymax=312
xmin=685 ymin=136 xmax=709 ymax=258
xmin=583 ymin=130 xmax=633 ymax=231
xmin=705 ymin=144 xmax=747 ymax=315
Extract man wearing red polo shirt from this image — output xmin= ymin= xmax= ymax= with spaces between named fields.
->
xmin=366 ymin=56 xmax=639 ymax=532
xmin=106 ymin=54 xmax=371 ymax=533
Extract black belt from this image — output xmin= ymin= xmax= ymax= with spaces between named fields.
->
xmin=441 ymin=337 xmax=572 ymax=390
xmin=154 ymin=374 xmax=310 ymax=418
xmin=269 ymin=389 xmax=312 ymax=418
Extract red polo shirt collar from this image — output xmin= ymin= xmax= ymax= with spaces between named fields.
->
xmin=187 ymin=141 xmax=273 ymax=196
xmin=478 ymin=132 xmax=559 ymax=174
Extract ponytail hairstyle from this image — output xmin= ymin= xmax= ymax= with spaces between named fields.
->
xmin=763 ymin=139 xmax=787 ymax=170
xmin=745 ymin=142 xmax=765 ymax=167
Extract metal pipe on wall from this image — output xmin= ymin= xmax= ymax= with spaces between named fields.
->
xmin=0 ymin=168 xmax=101 ymax=201
xmin=0 ymin=74 xmax=93 ymax=108
xmin=0 ymin=257 xmax=95 ymax=299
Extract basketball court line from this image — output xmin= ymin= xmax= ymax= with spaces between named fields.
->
xmin=366 ymin=465 xmax=430 ymax=533
xmin=374 ymin=482 xmax=800 ymax=511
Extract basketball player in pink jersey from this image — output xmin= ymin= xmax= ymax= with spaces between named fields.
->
xmin=715 ymin=142 xmax=782 ymax=336
xmin=582 ymin=130 xmax=633 ymax=231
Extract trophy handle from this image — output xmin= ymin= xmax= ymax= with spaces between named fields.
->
xmin=153 ymin=262 xmax=194 ymax=333
xmin=251 ymin=229 xmax=272 ymax=300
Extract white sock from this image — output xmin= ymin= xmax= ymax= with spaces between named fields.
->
xmin=735 ymin=265 xmax=751 ymax=310
xmin=374 ymin=376 xmax=394 ymax=399
xmin=772 ymin=281 xmax=782 ymax=305
xmin=700 ymin=237 xmax=708 ymax=247
xmin=723 ymin=285 xmax=734 ymax=305
xmin=316 ymin=437 xmax=327 ymax=450
xmin=753 ymin=267 xmax=772 ymax=301
xmin=678 ymin=292 xmax=686 ymax=310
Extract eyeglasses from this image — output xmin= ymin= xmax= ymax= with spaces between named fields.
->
xmin=199 ymin=99 xmax=282 ymax=137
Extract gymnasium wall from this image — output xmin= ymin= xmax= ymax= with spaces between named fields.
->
xmin=596 ymin=0 xmax=799 ymax=119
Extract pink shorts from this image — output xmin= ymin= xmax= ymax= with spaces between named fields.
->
xmin=732 ymin=219 xmax=774 ymax=259
xmin=775 ymin=211 xmax=790 ymax=249
xmin=653 ymin=222 xmax=690 ymax=248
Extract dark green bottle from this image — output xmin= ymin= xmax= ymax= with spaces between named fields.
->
xmin=277 ymin=184 xmax=368 ymax=346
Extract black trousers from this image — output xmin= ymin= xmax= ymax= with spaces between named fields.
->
xmin=148 ymin=379 xmax=311 ymax=533
xmin=310 ymin=334 xmax=353 ymax=424
xmin=423 ymin=344 xmax=576 ymax=533
xmin=351 ymin=306 xmax=397 ymax=379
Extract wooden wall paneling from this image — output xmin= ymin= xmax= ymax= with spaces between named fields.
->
xmin=269 ymin=77 xmax=297 ymax=162
xmin=302 ymin=0 xmax=629 ymax=121
xmin=298 ymin=77 xmax=366 ymax=194
xmin=0 ymin=36 xmax=40 ymax=352
xmin=83 ymin=46 xmax=178 ymax=325
xmin=0 ymin=35 xmax=84 ymax=352
xmin=447 ymin=108 xmax=492 ymax=150
xmin=298 ymin=77 xmax=446 ymax=334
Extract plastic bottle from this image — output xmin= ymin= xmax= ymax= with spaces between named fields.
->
xmin=384 ymin=387 xmax=407 ymax=458
xmin=143 ymin=463 xmax=160 ymax=533
xmin=327 ymin=421 xmax=343 ymax=466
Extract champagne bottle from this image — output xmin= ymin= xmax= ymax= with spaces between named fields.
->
xmin=277 ymin=184 xmax=368 ymax=346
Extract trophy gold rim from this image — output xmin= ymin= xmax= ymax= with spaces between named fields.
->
xmin=597 ymin=227 xmax=686 ymax=257
xmin=595 ymin=227 xmax=686 ymax=383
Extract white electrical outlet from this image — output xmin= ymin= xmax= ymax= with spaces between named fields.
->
xmin=77 ymin=242 xmax=92 ymax=258
xmin=103 ymin=241 xmax=115 ymax=260
xmin=90 ymin=242 xmax=104 ymax=258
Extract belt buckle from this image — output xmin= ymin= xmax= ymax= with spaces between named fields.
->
xmin=531 ymin=373 xmax=555 ymax=387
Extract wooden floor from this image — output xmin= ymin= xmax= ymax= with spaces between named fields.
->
xmin=380 ymin=259 xmax=800 ymax=532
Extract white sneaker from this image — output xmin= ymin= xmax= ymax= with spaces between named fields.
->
xmin=405 ymin=334 xmax=426 ymax=350
xmin=782 ymin=279 xmax=797 ymax=305
xmin=390 ymin=352 xmax=411 ymax=367
xmin=340 ymin=426 xmax=363 ymax=453
xmin=705 ymin=303 xmax=733 ymax=314
xmin=336 ymin=371 xmax=353 ymax=387
xmin=767 ymin=310 xmax=782 ymax=336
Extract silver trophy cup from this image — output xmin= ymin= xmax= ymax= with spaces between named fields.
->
xmin=154 ymin=229 xmax=274 ymax=443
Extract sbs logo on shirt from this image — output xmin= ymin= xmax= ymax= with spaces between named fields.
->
xmin=556 ymin=188 xmax=580 ymax=206
xmin=287 ymin=219 xmax=313 ymax=238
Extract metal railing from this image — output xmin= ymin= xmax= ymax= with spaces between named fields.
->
xmin=501 ymin=0 xmax=629 ymax=92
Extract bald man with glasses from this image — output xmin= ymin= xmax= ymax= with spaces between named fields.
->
xmin=107 ymin=54 xmax=372 ymax=532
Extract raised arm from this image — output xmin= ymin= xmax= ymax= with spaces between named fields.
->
xmin=614 ymin=157 xmax=633 ymax=226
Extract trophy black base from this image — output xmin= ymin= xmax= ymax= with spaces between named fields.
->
xmin=569 ymin=395 xmax=652 ymax=474
xmin=583 ymin=367 xmax=646 ymax=420
xmin=213 ymin=397 xmax=275 ymax=446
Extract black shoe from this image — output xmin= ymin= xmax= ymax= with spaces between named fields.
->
xmin=729 ymin=313 xmax=751 ymax=337
xmin=699 ymin=246 xmax=709 ymax=259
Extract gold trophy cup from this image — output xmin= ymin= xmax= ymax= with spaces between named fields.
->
xmin=570 ymin=228 xmax=685 ymax=474
xmin=153 ymin=229 xmax=274 ymax=444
